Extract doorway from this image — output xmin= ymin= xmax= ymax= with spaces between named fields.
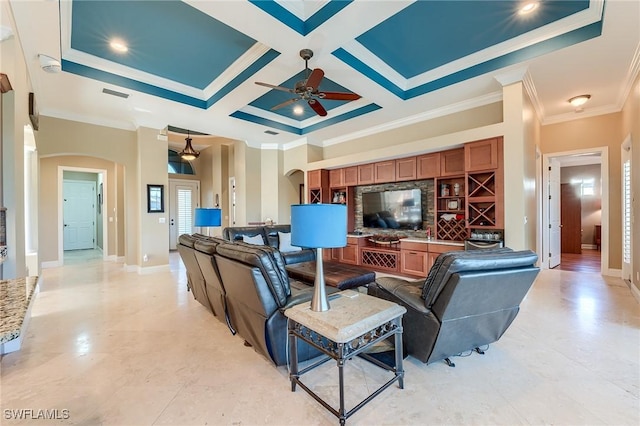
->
xmin=63 ymin=180 xmax=96 ymax=250
xmin=57 ymin=166 xmax=108 ymax=265
xmin=168 ymin=179 xmax=200 ymax=250
xmin=542 ymin=148 xmax=608 ymax=274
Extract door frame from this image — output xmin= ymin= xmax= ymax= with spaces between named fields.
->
xmin=541 ymin=147 xmax=610 ymax=274
xmin=621 ymin=135 xmax=632 ymax=282
xmin=58 ymin=166 xmax=108 ymax=265
xmin=168 ymin=178 xmax=200 ymax=249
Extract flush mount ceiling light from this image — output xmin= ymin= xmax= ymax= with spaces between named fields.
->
xmin=38 ymin=54 xmax=61 ymax=73
xmin=179 ymin=130 xmax=200 ymax=161
xmin=568 ymin=94 xmax=591 ymax=107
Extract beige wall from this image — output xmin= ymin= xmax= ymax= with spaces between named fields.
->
xmin=322 ymin=102 xmax=503 ymax=159
xmin=620 ymin=72 xmax=639 ymax=291
xmin=541 ymin=113 xmax=624 ymax=269
xmin=137 ymin=126 xmax=168 ymax=268
xmin=523 ymin=86 xmax=541 ymax=253
xmin=261 ymin=148 xmax=278 ymax=222
xmin=39 ymin=156 xmax=119 ymax=263
xmin=1 ymin=22 xmax=30 ymax=278
xmin=37 ymin=116 xmax=139 ymax=265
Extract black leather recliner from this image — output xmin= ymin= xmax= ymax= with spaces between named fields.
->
xmin=368 ymin=248 xmax=539 ymax=365
xmin=214 ymin=240 xmax=338 ymax=366
xmin=176 ymin=234 xmax=213 ymax=314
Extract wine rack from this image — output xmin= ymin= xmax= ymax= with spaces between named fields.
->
xmin=436 ymin=218 xmax=468 ymax=241
xmin=361 ymin=247 xmax=399 ymax=273
xmin=467 ymin=170 xmax=501 ymax=229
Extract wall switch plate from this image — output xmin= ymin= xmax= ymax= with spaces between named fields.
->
xmin=159 ymin=217 xmax=166 ymax=223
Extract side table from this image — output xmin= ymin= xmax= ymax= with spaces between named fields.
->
xmin=285 ymin=290 xmax=406 ymax=425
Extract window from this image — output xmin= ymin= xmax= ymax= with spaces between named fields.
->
xmin=177 ymin=188 xmax=193 ymax=235
xmin=168 ymin=149 xmax=195 ymax=175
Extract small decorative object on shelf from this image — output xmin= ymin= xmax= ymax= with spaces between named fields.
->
xmin=453 ymin=183 xmax=461 ymax=196
xmin=441 ymin=184 xmax=450 ymax=197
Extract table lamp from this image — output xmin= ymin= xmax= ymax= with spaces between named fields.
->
xmin=290 ymin=204 xmax=347 ymax=312
xmin=194 ymin=208 xmax=221 ymax=236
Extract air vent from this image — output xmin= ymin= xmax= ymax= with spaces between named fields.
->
xmin=264 ymin=130 xmax=279 ymax=135
xmin=102 ymin=88 xmax=130 ymax=99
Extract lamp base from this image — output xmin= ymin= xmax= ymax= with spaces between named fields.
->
xmin=310 ymin=248 xmax=330 ymax=312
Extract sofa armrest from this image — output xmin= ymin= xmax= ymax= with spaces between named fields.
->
xmin=369 ymin=277 xmax=429 ymax=314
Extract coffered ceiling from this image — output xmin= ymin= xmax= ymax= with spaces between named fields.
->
xmin=5 ymin=0 xmax=639 ymax=148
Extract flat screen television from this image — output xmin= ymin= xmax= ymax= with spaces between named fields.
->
xmin=362 ymin=189 xmax=422 ymax=230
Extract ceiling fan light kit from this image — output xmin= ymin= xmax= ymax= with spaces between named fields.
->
xmin=255 ymin=49 xmax=361 ymax=117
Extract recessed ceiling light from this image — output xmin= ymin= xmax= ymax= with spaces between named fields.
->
xmin=519 ymin=2 xmax=539 ymax=15
xmin=109 ymin=39 xmax=128 ymax=53
xmin=293 ymin=105 xmax=304 ymax=115
xmin=568 ymin=94 xmax=591 ymax=107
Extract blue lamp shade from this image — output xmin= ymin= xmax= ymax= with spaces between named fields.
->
xmin=290 ymin=204 xmax=347 ymax=248
xmin=194 ymin=208 xmax=222 ymax=227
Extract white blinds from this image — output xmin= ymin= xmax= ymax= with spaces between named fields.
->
xmin=623 ymin=160 xmax=631 ymax=264
xmin=178 ymin=188 xmax=193 ymax=235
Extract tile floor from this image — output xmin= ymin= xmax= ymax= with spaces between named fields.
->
xmin=1 ymin=251 xmax=639 ymax=425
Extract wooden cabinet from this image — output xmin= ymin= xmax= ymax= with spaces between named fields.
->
xmin=374 ymin=160 xmax=396 ymax=183
xmin=329 ymin=169 xmax=344 ymax=188
xmin=466 ymin=138 xmax=503 ymax=229
xmin=395 ymin=157 xmax=417 ymax=181
xmin=417 ymin=153 xmax=440 ymax=179
xmin=400 ymin=241 xmax=429 ymax=276
xmin=440 ymin=148 xmax=465 ymax=176
xmin=307 ymin=169 xmax=329 ymax=204
xmin=465 ymin=138 xmax=499 ymax=171
xmin=340 ymin=243 xmax=360 ymax=265
xmin=358 ymin=164 xmax=374 ymax=185
xmin=330 ymin=186 xmax=355 ymax=232
xmin=343 ymin=166 xmax=358 ymax=186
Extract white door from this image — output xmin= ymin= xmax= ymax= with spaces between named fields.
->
xmin=622 ymin=139 xmax=632 ymax=281
xmin=63 ymin=180 xmax=96 ymax=250
xmin=548 ymin=159 xmax=561 ymax=268
xmin=169 ymin=180 xmax=199 ymax=249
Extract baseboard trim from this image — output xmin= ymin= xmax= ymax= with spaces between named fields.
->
xmin=41 ymin=260 xmax=61 ymax=269
xmin=138 ymin=264 xmax=170 ymax=275
xmin=603 ymin=268 xmax=622 ymax=278
xmin=628 ymin=280 xmax=640 ymax=303
xmin=581 ymin=244 xmax=597 ymax=250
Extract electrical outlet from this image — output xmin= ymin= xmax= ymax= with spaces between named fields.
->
xmin=143 ymin=254 xmax=148 ymax=262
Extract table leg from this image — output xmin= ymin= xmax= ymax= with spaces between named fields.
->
xmin=394 ymin=317 xmax=404 ymax=389
xmin=338 ymin=343 xmax=346 ymax=425
xmin=288 ymin=320 xmax=298 ymax=392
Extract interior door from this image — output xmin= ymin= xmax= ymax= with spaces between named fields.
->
xmin=169 ymin=180 xmax=199 ymax=249
xmin=63 ymin=180 xmax=96 ymax=250
xmin=548 ymin=159 xmax=561 ymax=268
xmin=561 ymin=183 xmax=582 ymax=254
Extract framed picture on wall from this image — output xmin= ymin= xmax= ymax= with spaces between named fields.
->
xmin=147 ymin=184 xmax=164 ymax=213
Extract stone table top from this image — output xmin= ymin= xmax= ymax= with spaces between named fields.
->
xmin=284 ymin=290 xmax=406 ymax=343
xmin=0 ymin=276 xmax=39 ymax=344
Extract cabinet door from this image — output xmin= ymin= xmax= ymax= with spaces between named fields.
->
xmin=308 ymin=170 xmax=321 ymax=189
xmin=358 ymin=163 xmax=375 ymax=184
xmin=417 ymin=153 xmax=440 ymax=179
xmin=340 ymin=244 xmax=359 ymax=265
xmin=329 ymin=169 xmax=344 ymax=188
xmin=343 ymin=166 xmax=358 ymax=186
xmin=396 ymin=157 xmax=417 ymax=181
xmin=465 ymin=138 xmax=498 ymax=171
xmin=440 ymin=148 xmax=465 ymax=176
xmin=374 ymin=160 xmax=396 ymax=183
xmin=401 ymin=250 xmax=429 ymax=276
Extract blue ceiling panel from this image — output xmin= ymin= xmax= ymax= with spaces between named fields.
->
xmin=71 ymin=0 xmax=257 ymax=89
xmin=356 ymin=0 xmax=590 ymax=79
xmin=250 ymin=69 xmax=360 ymax=121
xmin=249 ymin=0 xmax=353 ymax=35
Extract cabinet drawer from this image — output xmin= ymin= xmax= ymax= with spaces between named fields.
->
xmin=401 ymin=250 xmax=429 ymax=276
xmin=400 ymin=241 xmax=429 ymax=252
xmin=340 ymin=245 xmax=359 ymax=265
xmin=428 ymin=244 xmax=463 ymax=254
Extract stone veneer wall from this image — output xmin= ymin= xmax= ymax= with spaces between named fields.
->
xmin=354 ymin=180 xmax=435 ymax=239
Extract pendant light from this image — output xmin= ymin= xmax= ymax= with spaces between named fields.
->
xmin=179 ymin=130 xmax=200 ymax=160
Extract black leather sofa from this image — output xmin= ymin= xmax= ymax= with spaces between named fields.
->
xmin=367 ymin=248 xmax=539 ymax=366
xmin=177 ymin=233 xmax=336 ymax=366
xmin=222 ymin=225 xmax=315 ymax=265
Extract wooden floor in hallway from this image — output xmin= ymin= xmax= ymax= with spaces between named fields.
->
xmin=558 ymin=248 xmax=601 ymax=273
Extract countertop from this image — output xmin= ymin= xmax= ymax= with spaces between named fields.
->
xmin=400 ymin=238 xmax=465 ymax=246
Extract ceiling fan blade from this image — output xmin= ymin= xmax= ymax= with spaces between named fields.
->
xmin=271 ymin=98 xmax=300 ymax=111
xmin=305 ymin=68 xmax=324 ymax=92
xmin=308 ymin=99 xmax=327 ymax=116
xmin=319 ymin=91 xmax=361 ymax=101
xmin=255 ymin=81 xmax=295 ymax=93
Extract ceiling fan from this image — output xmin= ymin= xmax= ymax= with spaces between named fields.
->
xmin=255 ymin=49 xmax=361 ymax=117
